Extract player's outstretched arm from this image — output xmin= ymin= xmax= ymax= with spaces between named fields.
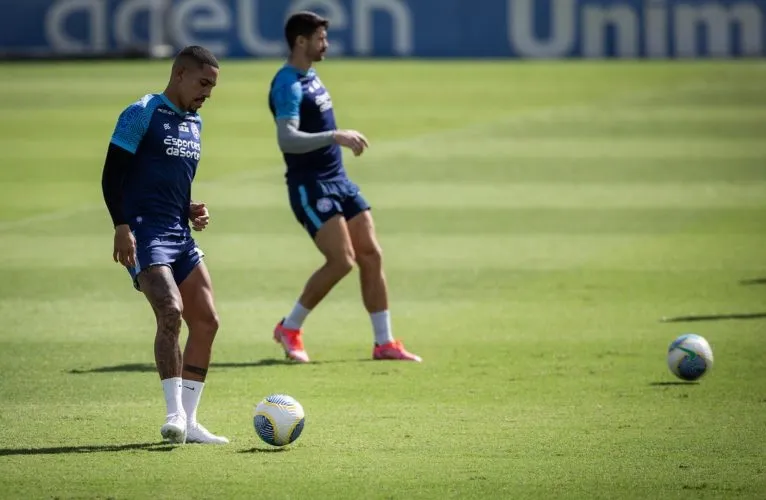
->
xmin=271 ymin=78 xmax=368 ymax=156
xmin=276 ymin=117 xmax=335 ymax=154
xmin=277 ymin=118 xmax=369 ymax=157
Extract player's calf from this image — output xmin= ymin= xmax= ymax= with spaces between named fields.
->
xmin=154 ymin=304 xmax=184 ymax=379
xmin=300 ymin=254 xmax=355 ymax=310
xmin=297 ymin=215 xmax=356 ymax=309
xmin=138 ymin=266 xmax=189 ymax=441
xmin=139 ymin=265 xmax=185 ymax=379
xmin=273 ymin=216 xmax=356 ymax=362
xmin=355 ymin=242 xmax=386 ymax=312
xmin=181 ymin=312 xmax=219 ymax=381
xmin=347 ymin=211 xmax=421 ymax=361
xmin=175 ymin=262 xmax=228 ymax=443
xmin=348 ymin=211 xmax=386 ymax=312
xmin=179 ymin=260 xmax=219 ymax=381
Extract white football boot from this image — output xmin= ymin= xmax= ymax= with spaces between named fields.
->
xmin=186 ymin=422 xmax=230 ymax=444
xmin=160 ymin=413 xmax=187 ymax=444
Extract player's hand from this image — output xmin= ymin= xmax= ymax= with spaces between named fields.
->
xmin=113 ymin=225 xmax=137 ymax=268
xmin=190 ymin=201 xmax=209 ymax=231
xmin=333 ymin=130 xmax=369 ymax=157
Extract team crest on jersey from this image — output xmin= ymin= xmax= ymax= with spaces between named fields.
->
xmin=178 ymin=122 xmax=190 ymax=134
xmin=190 ymin=123 xmax=200 ymax=140
xmin=316 ymin=197 xmax=333 ymax=213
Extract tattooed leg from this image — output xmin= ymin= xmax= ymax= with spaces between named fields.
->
xmin=137 ymin=265 xmax=184 ymax=380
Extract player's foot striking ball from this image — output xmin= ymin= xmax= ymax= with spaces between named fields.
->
xmin=266 ymin=11 xmax=421 ymax=364
xmin=101 ymin=46 xmax=228 ymax=444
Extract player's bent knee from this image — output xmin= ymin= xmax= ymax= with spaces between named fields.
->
xmin=337 ymin=256 xmax=356 ymax=276
xmin=341 ymin=255 xmax=356 ymax=275
xmin=320 ymin=243 xmax=356 ymax=278
xmin=157 ymin=303 xmax=183 ymax=331
xmin=184 ymin=295 xmax=220 ymax=338
xmin=327 ymin=253 xmax=355 ymax=277
xmin=200 ymin=312 xmax=220 ymax=337
xmin=209 ymin=312 xmax=220 ymax=334
xmin=356 ymin=244 xmax=383 ymax=269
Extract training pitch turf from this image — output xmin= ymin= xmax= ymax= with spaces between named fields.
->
xmin=0 ymin=60 xmax=765 ymax=499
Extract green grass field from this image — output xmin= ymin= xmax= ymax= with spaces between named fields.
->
xmin=1 ymin=59 xmax=765 ymax=499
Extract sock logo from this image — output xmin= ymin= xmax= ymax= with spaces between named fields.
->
xmin=183 ymin=385 xmax=196 ymax=391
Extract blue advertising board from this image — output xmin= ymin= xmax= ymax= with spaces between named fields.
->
xmin=1 ymin=0 xmax=764 ymax=58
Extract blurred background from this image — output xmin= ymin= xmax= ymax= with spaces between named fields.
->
xmin=1 ymin=0 xmax=765 ymax=60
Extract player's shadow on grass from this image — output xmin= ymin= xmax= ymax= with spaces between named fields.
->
xmin=649 ymin=381 xmax=700 ymax=386
xmin=69 ymin=360 xmax=287 ymax=374
xmin=0 ymin=441 xmax=174 ymax=456
xmin=740 ymin=277 xmax=766 ymax=286
xmin=69 ymin=358 xmax=361 ymax=374
xmin=660 ymin=312 xmax=766 ymax=323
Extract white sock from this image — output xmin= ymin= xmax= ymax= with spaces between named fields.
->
xmin=283 ymin=301 xmax=311 ymax=330
xmin=161 ymin=377 xmax=184 ymax=417
xmin=182 ymin=379 xmax=205 ymax=425
xmin=371 ymin=310 xmax=394 ymax=346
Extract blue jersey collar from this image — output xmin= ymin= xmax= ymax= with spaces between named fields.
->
xmin=159 ymin=93 xmax=187 ymax=116
xmin=284 ymin=63 xmax=315 ymax=77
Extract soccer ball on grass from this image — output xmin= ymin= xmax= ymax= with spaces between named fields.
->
xmin=667 ymin=334 xmax=713 ymax=381
xmin=253 ymin=394 xmax=305 ymax=446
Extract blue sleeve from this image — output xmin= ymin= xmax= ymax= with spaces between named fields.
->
xmin=271 ymin=77 xmax=302 ymax=120
xmin=110 ymin=98 xmax=155 ymax=154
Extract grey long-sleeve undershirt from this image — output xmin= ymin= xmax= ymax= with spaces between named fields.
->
xmin=276 ymin=118 xmax=335 ymax=154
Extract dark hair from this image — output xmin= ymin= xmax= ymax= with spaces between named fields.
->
xmin=285 ymin=11 xmax=329 ymax=50
xmin=175 ymin=45 xmax=219 ymax=69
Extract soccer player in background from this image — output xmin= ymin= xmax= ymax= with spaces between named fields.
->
xmin=101 ymin=46 xmax=228 ymax=444
xmin=267 ymin=12 xmax=421 ymax=363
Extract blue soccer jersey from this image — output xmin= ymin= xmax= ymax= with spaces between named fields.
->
xmin=110 ymin=93 xmax=203 ymax=234
xmin=268 ymin=65 xmax=345 ymax=182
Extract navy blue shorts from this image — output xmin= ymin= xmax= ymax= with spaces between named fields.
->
xmin=126 ymin=229 xmax=204 ymax=292
xmin=288 ymin=178 xmax=371 ymax=238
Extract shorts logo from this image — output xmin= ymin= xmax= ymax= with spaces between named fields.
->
xmin=316 ymin=198 xmax=333 ymax=213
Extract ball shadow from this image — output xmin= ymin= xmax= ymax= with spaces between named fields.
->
xmin=238 ymin=446 xmax=292 ymax=453
xmin=648 ymin=381 xmax=700 ymax=386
